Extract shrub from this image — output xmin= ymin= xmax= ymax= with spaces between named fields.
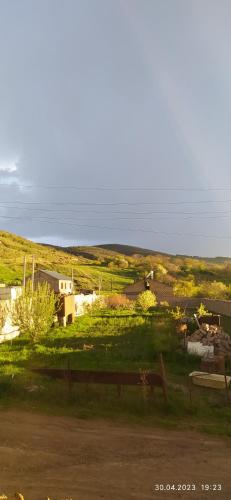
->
xmin=106 ymin=294 xmax=134 ymax=310
xmin=199 ymin=281 xmax=228 ymax=299
xmin=0 ymin=302 xmax=8 ymax=330
xmin=135 ymin=291 xmax=157 ymax=312
xmin=196 ymin=303 xmax=212 ymax=317
xmin=169 ymin=306 xmax=185 ymax=321
xmin=11 ymin=280 xmax=57 ymax=342
xmin=173 ymin=279 xmax=198 ymax=297
xmin=84 ymin=296 xmax=106 ymax=314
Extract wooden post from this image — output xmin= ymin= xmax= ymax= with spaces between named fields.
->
xmin=188 ymin=375 xmax=193 ymax=403
xmin=194 ymin=314 xmax=201 ymax=330
xmin=159 ymin=353 xmax=168 ymax=402
xmin=224 ymin=360 xmax=230 ymax=403
xmin=31 ymin=255 xmax=35 ymax=293
xmin=117 ymin=384 xmax=122 ymax=398
xmin=66 ymin=360 xmax=73 ymax=395
xmin=98 ymin=275 xmax=102 ymax=293
xmin=23 ymin=256 xmax=27 ymax=288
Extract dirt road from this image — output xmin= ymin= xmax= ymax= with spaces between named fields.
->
xmin=0 ymin=410 xmax=230 ymax=500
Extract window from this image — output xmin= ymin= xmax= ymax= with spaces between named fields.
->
xmin=60 ymin=282 xmax=63 ymax=289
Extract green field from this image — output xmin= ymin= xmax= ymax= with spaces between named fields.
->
xmin=1 ymin=309 xmax=231 ymax=436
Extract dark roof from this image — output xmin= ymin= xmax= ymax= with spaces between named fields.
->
xmin=40 ymin=270 xmax=72 ymax=281
xmin=124 ymin=279 xmax=175 ymax=300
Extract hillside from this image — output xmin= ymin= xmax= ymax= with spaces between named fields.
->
xmin=1 ymin=231 xmax=231 ymax=296
xmin=96 ymin=243 xmax=171 ymax=257
xmin=0 ymin=231 xmax=135 ymax=291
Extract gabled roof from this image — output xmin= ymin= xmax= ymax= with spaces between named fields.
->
xmin=40 ymin=270 xmax=72 ymax=281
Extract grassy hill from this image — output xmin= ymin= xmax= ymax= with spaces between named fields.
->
xmin=0 ymin=231 xmax=136 ymax=292
xmin=0 ymin=230 xmax=230 ymax=296
xmin=96 ymin=243 xmax=171 ymax=257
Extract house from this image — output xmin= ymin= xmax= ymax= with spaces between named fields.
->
xmin=31 ymin=269 xmax=75 ymax=326
xmin=124 ymin=279 xmax=200 ymax=307
xmin=124 ymin=279 xmax=175 ymax=302
xmin=33 ymin=269 xmax=73 ymax=295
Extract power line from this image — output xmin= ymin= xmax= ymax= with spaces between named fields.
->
xmin=1 ymin=204 xmax=231 ymax=216
xmin=0 ymin=214 xmax=230 ymax=239
xmin=0 ymin=213 xmax=230 ymax=224
xmin=2 ymin=199 xmax=231 ymax=206
xmin=1 ymin=183 xmax=231 ymax=191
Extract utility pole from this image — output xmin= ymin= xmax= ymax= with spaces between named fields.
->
xmin=71 ymin=268 xmax=74 ymax=293
xmin=23 ymin=256 xmax=27 ymax=288
xmin=31 ymin=255 xmax=35 ymax=292
xmin=98 ymin=275 xmax=102 ymax=294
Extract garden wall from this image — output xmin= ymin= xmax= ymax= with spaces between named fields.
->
xmin=202 ymin=299 xmax=231 ymax=317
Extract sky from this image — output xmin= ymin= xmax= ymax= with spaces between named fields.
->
xmin=0 ymin=0 xmax=231 ymax=257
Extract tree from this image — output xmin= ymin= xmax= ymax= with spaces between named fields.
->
xmin=135 ymin=290 xmax=157 ymax=312
xmin=11 ymin=280 xmax=57 ymax=342
xmin=154 ymin=263 xmax=167 ymax=281
xmin=173 ymin=279 xmax=198 ymax=297
xmin=200 ymin=281 xmax=228 ymax=299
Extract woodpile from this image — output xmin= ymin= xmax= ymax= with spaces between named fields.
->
xmin=187 ymin=323 xmax=231 ymax=356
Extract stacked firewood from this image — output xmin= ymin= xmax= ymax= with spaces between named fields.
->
xmin=187 ymin=323 xmax=231 ymax=356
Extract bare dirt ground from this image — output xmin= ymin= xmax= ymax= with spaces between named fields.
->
xmin=0 ymin=411 xmax=230 ymax=500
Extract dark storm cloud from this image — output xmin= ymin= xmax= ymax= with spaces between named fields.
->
xmin=0 ymin=0 xmax=230 ymax=256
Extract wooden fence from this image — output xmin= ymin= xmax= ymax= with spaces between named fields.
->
xmin=31 ymin=358 xmax=168 ymax=402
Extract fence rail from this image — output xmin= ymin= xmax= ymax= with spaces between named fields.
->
xmin=31 ymin=365 xmax=168 ymax=401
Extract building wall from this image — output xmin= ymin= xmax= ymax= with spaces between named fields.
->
xmin=202 ymin=299 xmax=231 ymax=317
xmin=0 ymin=286 xmax=22 ymax=301
xmin=58 ymin=295 xmax=75 ymax=324
xmin=74 ymin=292 xmax=97 ymax=316
xmin=124 ymin=280 xmax=231 ymax=315
xmin=33 ymin=271 xmax=60 ymax=293
xmin=0 ymin=298 xmax=20 ymax=340
xmin=59 ymin=280 xmax=73 ymax=294
xmin=33 ymin=271 xmax=72 ymax=294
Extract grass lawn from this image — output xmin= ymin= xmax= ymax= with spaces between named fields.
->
xmin=0 ymin=309 xmax=231 ymax=436
xmin=75 ymin=264 xmax=137 ymax=292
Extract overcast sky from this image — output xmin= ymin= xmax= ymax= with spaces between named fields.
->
xmin=0 ymin=0 xmax=231 ymax=257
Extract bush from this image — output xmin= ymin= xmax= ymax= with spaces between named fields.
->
xmin=84 ymin=296 xmax=106 ymax=314
xmin=11 ymin=280 xmax=57 ymax=342
xmin=0 ymin=302 xmax=8 ymax=330
xmin=196 ymin=303 xmax=211 ymax=317
xmin=199 ymin=281 xmax=228 ymax=299
xmin=173 ymin=279 xmax=198 ymax=297
xmin=169 ymin=306 xmax=185 ymax=321
xmin=106 ymin=294 xmax=134 ymax=310
xmin=135 ymin=291 xmax=157 ymax=312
